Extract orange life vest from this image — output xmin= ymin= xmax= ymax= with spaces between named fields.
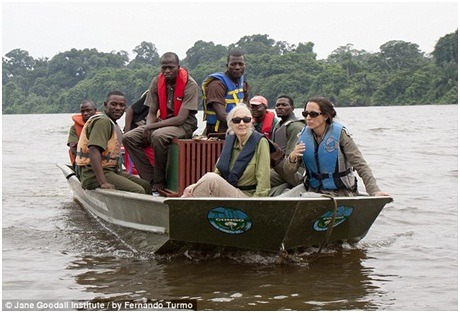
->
xmin=68 ymin=114 xmax=86 ymax=164
xmin=75 ymin=114 xmax=121 ymax=168
xmin=68 ymin=112 xmax=101 ymax=164
xmin=72 ymin=114 xmax=85 ymax=137
xmin=157 ymin=67 xmax=188 ymax=119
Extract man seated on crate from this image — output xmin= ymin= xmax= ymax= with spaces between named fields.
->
xmin=122 ymin=52 xmax=199 ymax=192
xmin=76 ymin=91 xmax=151 ymax=194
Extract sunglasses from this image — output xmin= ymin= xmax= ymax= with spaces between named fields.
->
xmin=231 ymin=116 xmax=252 ymax=124
xmin=302 ymin=111 xmax=323 ymax=118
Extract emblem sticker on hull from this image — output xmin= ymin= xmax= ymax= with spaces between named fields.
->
xmin=207 ymin=207 xmax=252 ymax=234
xmin=313 ymin=206 xmax=354 ymax=231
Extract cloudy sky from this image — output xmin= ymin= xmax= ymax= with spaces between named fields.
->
xmin=2 ymin=1 xmax=458 ymax=61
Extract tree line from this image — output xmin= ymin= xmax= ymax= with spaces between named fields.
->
xmin=2 ymin=31 xmax=457 ymax=114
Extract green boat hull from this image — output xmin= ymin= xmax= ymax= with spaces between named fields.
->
xmin=58 ymin=164 xmax=392 ymax=254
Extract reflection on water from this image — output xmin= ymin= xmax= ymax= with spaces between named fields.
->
xmin=68 ymin=245 xmax=381 ymax=310
xmin=59 ymin=199 xmax=382 ymax=310
xmin=64 ymin=205 xmax=378 ymax=310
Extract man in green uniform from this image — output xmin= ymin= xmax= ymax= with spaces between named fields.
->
xmin=76 ymin=91 xmax=151 ymax=194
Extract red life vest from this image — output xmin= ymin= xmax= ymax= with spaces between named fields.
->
xmin=123 ymin=146 xmax=155 ymax=175
xmin=260 ymin=111 xmax=276 ymax=139
xmin=157 ymin=67 xmax=188 ymax=119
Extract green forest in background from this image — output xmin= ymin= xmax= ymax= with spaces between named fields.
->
xmin=2 ymin=30 xmax=458 ymax=114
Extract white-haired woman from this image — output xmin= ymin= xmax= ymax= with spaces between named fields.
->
xmin=182 ymin=104 xmax=271 ymax=197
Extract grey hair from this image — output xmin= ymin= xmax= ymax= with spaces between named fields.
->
xmin=226 ymin=103 xmax=254 ymax=135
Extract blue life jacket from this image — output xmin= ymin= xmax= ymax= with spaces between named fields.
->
xmin=202 ymin=73 xmax=245 ymax=130
xmin=216 ymin=131 xmax=264 ymax=188
xmin=298 ymin=122 xmax=356 ymax=191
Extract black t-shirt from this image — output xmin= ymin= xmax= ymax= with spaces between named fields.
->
xmin=129 ymin=93 xmax=149 ymax=129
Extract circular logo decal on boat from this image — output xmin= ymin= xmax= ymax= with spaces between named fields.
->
xmin=313 ymin=206 xmax=353 ymax=231
xmin=207 ymin=207 xmax=252 ymax=234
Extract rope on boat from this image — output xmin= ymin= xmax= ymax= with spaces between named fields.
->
xmin=275 ymin=201 xmax=301 ymax=265
xmin=275 ymin=194 xmax=338 ymax=265
xmin=280 ymin=201 xmax=301 ymax=242
xmin=309 ymin=194 xmax=338 ymax=262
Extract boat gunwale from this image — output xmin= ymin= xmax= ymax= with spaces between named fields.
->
xmin=57 ymin=163 xmax=393 ymax=252
xmin=57 ymin=163 xmax=393 ymax=204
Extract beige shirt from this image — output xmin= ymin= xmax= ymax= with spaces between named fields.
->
xmin=144 ymin=73 xmax=199 ymax=132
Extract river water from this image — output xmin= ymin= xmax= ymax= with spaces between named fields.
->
xmin=2 ymin=105 xmax=458 ymax=310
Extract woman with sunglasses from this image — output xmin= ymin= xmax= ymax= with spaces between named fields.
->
xmin=280 ymin=96 xmax=389 ymax=197
xmin=182 ymin=104 xmax=271 ymax=197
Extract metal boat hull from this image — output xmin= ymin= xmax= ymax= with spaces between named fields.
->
xmin=58 ymin=164 xmax=392 ymax=253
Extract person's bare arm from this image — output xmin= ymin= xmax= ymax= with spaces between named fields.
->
xmin=150 ymin=107 xmax=190 ymax=129
xmin=213 ymin=103 xmax=228 ymax=123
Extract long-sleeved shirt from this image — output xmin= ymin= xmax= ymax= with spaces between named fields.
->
xmin=281 ymin=126 xmax=381 ymax=196
xmin=215 ymin=131 xmax=271 ymax=197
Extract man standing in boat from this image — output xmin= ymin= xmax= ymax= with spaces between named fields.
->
xmin=67 ymin=100 xmax=97 ymax=169
xmin=76 ymin=91 xmax=152 ymax=194
xmin=202 ymin=49 xmax=250 ymax=136
xmin=122 ymin=52 xmax=199 ymax=192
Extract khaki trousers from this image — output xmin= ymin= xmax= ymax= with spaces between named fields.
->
xmin=122 ymin=125 xmax=190 ymax=184
xmin=276 ymin=183 xmax=357 ymax=197
xmin=190 ymin=172 xmax=249 ymax=198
